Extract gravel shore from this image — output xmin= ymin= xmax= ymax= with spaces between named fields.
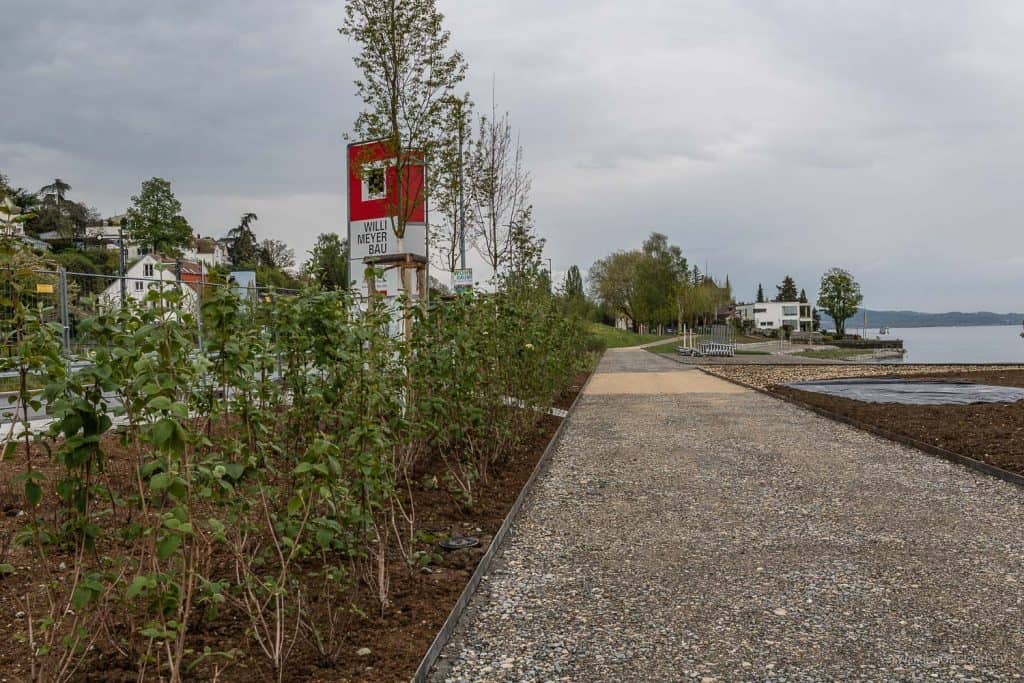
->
xmin=432 ymin=350 xmax=1024 ymax=681
xmin=702 ymin=363 xmax=1024 ymax=391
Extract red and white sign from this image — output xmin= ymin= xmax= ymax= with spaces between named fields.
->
xmin=347 ymin=140 xmax=427 ymax=296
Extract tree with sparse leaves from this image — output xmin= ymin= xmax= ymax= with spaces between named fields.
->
xmin=340 ymin=0 xmax=467 ymax=251
xmin=817 ymin=267 xmax=863 ymax=338
xmin=431 ymin=93 xmax=474 ymax=272
xmin=259 ymin=239 xmax=295 ymax=270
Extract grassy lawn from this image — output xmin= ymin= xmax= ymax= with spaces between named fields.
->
xmin=793 ymin=347 xmax=864 ymax=360
xmin=587 ymin=323 xmax=670 ymax=349
xmin=644 ymin=339 xmax=688 ymax=354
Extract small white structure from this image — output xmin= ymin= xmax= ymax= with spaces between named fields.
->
xmin=736 ymin=301 xmax=814 ymax=332
xmin=99 ymin=254 xmax=205 ymax=313
xmin=182 ymin=236 xmax=229 ymax=268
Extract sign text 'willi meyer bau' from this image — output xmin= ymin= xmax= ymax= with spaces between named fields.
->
xmin=347 ymin=140 xmax=427 ymax=298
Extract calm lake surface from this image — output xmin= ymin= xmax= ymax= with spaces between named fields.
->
xmin=862 ymin=325 xmax=1024 ymax=364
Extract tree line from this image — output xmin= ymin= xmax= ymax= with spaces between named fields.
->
xmin=0 ymin=170 xmax=352 ymax=291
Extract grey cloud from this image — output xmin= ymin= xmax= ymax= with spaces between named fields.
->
xmin=4 ymin=0 xmax=1024 ymax=310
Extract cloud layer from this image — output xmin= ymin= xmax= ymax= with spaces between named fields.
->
xmin=4 ymin=1 xmax=1024 ymax=310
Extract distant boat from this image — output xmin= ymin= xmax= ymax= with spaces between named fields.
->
xmin=878 ymin=325 xmax=890 ymax=335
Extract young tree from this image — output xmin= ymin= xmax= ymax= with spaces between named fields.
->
xmin=817 ymin=267 xmax=863 ymax=337
xmin=775 ymin=275 xmax=798 ymax=302
xmin=259 ymin=238 xmax=295 ymax=270
xmin=430 ymin=93 xmax=474 ymax=272
xmin=470 ymin=107 xmax=530 ymax=277
xmin=340 ymin=0 xmax=467 ymax=254
xmin=798 ymin=288 xmax=808 ymax=303
xmin=227 ymin=212 xmax=260 ymax=267
xmin=756 ymin=283 xmax=765 ymax=303
xmin=127 ymin=177 xmax=192 ymax=255
xmin=306 ymin=232 xmax=349 ymax=290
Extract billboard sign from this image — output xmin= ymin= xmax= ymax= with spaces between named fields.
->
xmin=347 ymin=140 xmax=427 ymax=297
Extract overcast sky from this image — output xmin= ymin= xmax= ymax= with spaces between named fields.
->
xmin=4 ymin=1 xmax=1024 ymax=311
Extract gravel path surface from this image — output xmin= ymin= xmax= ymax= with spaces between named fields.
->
xmin=432 ymin=349 xmax=1024 ymax=682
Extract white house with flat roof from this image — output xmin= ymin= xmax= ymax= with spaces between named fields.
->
xmin=736 ymin=301 xmax=814 ymax=332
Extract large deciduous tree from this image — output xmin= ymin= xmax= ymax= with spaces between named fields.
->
xmin=259 ymin=238 xmax=295 ymax=271
xmin=306 ymin=233 xmax=349 ymax=291
xmin=563 ymin=265 xmax=584 ymax=299
xmin=817 ymin=267 xmax=863 ymax=337
xmin=588 ymin=250 xmax=643 ymax=331
xmin=127 ymin=177 xmax=192 ymax=256
xmin=340 ymin=0 xmax=466 ymax=251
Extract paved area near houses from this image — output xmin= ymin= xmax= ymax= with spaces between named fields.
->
xmin=432 ymin=348 xmax=1024 ymax=681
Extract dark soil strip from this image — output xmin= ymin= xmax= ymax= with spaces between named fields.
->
xmin=415 ymin=368 xmax=595 ymax=682
xmin=697 ymin=367 xmax=1024 ymax=487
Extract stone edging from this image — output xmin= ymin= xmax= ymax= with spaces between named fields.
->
xmin=695 ymin=365 xmax=1024 ymax=490
xmin=412 ymin=368 xmax=596 ymax=682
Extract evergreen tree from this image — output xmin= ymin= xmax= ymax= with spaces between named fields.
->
xmin=799 ymin=288 xmax=808 ymax=303
xmin=227 ymin=213 xmax=260 ymax=267
xmin=756 ymin=283 xmax=765 ymax=303
xmin=775 ymin=275 xmax=798 ymax=302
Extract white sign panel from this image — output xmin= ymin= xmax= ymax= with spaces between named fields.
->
xmin=349 ymin=219 xmax=427 ymax=261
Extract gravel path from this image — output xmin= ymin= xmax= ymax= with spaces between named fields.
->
xmin=432 ymin=349 xmax=1024 ymax=682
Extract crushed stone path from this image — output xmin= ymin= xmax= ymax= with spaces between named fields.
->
xmin=431 ymin=349 xmax=1024 ymax=681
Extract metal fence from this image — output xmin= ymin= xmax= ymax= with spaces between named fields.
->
xmin=2 ymin=267 xmax=300 ymax=360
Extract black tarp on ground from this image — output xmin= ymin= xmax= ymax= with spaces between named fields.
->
xmin=787 ymin=378 xmax=1024 ymax=405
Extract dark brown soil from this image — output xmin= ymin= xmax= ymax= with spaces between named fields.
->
xmin=771 ymin=369 xmax=1024 ymax=477
xmin=0 ymin=371 xmax=589 ymax=682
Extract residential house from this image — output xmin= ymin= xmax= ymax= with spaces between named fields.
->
xmin=99 ymin=254 xmax=206 ymax=312
xmin=736 ymin=301 xmax=814 ymax=332
xmin=183 ymin=235 xmax=229 ymax=269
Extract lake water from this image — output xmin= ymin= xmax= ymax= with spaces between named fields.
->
xmin=859 ymin=325 xmax=1024 ymax=364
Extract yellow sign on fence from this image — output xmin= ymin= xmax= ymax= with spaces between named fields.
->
xmin=35 ymin=283 xmax=54 ymax=294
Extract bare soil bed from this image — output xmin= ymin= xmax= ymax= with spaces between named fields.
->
xmin=0 ymin=371 xmax=590 ymax=682
xmin=767 ymin=368 xmax=1024 ymax=477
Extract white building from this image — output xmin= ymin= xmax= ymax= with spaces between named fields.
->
xmin=182 ymin=236 xmax=229 ymax=268
xmin=99 ymin=254 xmax=205 ymax=313
xmin=736 ymin=301 xmax=814 ymax=332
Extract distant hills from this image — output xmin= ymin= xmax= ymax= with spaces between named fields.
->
xmin=821 ymin=308 xmax=1024 ymax=329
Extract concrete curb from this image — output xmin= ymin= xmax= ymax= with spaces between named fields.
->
xmin=692 ymin=365 xmax=1024 ymax=489
xmin=412 ymin=367 xmax=596 ymax=682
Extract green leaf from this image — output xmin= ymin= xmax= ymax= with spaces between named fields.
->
xmin=147 ymin=396 xmax=172 ymax=411
xmin=156 ymin=534 xmax=181 ymax=561
xmin=2 ymin=441 xmax=15 ymax=461
xmin=25 ymin=481 xmax=42 ymax=506
xmin=150 ymin=472 xmax=172 ymax=491
xmin=125 ymin=576 xmax=150 ymax=600
xmin=222 ymin=463 xmax=245 ymax=480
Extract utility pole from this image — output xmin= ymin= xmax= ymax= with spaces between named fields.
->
xmin=119 ymin=218 xmax=128 ymax=308
xmin=458 ymin=105 xmax=466 ymax=270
